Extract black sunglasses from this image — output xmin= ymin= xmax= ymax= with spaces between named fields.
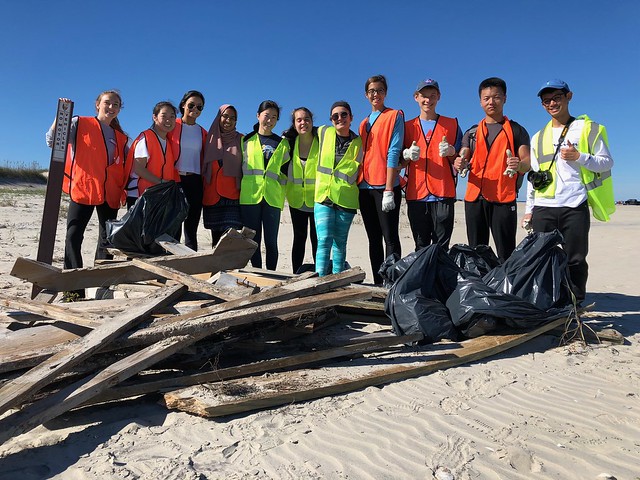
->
xmin=331 ymin=111 xmax=349 ymax=121
xmin=187 ymin=103 xmax=203 ymax=112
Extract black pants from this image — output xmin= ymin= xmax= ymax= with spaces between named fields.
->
xmin=177 ymin=174 xmax=203 ymax=251
xmin=465 ymin=198 xmax=517 ymax=263
xmin=532 ymin=201 xmax=590 ymax=301
xmin=289 ymin=206 xmax=317 ymax=273
xmin=407 ymin=198 xmax=455 ymax=251
xmin=358 ymin=187 xmax=402 ymax=284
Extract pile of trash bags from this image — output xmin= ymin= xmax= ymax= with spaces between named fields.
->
xmin=106 ymin=181 xmax=189 ymax=255
xmin=383 ymin=231 xmax=574 ymax=344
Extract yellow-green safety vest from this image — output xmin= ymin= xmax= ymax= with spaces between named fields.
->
xmin=532 ymin=114 xmax=615 ymax=222
xmin=240 ymin=134 xmax=290 ymax=209
xmin=315 ymin=126 xmax=363 ymax=210
xmin=286 ymin=135 xmax=319 ymax=209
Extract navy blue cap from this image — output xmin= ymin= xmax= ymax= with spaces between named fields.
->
xmin=416 ymin=78 xmax=440 ymax=92
xmin=537 ymin=79 xmax=570 ymax=97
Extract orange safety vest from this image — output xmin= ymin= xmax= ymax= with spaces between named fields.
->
xmin=464 ymin=118 xmax=517 ymax=203
xmin=131 ymin=129 xmax=179 ymax=195
xmin=167 ymin=119 xmax=207 ymax=173
xmin=404 ymin=115 xmax=458 ymax=200
xmin=63 ymin=116 xmax=128 ymax=209
xmin=202 ymin=157 xmax=242 ymax=206
xmin=358 ymin=108 xmax=402 ymax=187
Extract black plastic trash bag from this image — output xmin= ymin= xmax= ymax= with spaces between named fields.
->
xmin=106 ymin=181 xmax=189 ymax=255
xmin=384 ymin=245 xmax=460 ymax=343
xmin=448 ymin=244 xmax=500 ymax=277
xmin=483 ymin=230 xmax=573 ymax=311
xmin=379 ymin=251 xmax=418 ymax=289
xmin=447 ymin=270 xmax=571 ymax=337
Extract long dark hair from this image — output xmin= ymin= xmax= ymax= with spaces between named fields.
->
xmin=282 ymin=106 xmax=314 ymax=141
xmin=178 ymin=90 xmax=205 ymax=116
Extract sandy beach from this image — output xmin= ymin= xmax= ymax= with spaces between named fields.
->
xmin=0 ymin=186 xmax=639 ymax=480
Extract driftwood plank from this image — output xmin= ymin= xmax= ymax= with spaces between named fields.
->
xmin=0 ymin=269 xmax=367 ymax=373
xmin=162 ymin=317 xmax=569 ymax=418
xmin=131 ymin=258 xmax=241 ymax=301
xmin=0 ymin=284 xmax=186 ymax=417
xmin=154 ymin=234 xmax=196 ymax=256
xmin=10 ymin=229 xmax=257 ymax=292
xmin=91 ymin=332 xmax=424 ymax=405
xmin=119 ymin=269 xmax=367 ymax=346
xmin=0 ymin=294 xmax=104 ymax=328
xmin=0 ymin=287 xmax=371 ymax=444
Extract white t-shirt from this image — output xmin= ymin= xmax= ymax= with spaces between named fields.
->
xmin=134 ymin=135 xmax=167 ymax=159
xmin=176 ymin=123 xmax=203 ymax=174
xmin=526 ymin=118 xmax=613 ymax=212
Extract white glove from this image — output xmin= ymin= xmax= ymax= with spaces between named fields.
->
xmin=503 ymin=149 xmax=517 ymax=177
xmin=402 ymin=141 xmax=420 ymax=162
xmin=382 ymin=190 xmax=395 ymax=212
xmin=439 ymin=135 xmax=455 ymax=157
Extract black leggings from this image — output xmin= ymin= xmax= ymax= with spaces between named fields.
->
xmin=289 ymin=206 xmax=317 ymax=273
xmin=65 ymin=199 xmax=118 ymax=269
xmin=358 ymin=187 xmax=402 ymax=284
xmin=177 ymin=174 xmax=203 ymax=251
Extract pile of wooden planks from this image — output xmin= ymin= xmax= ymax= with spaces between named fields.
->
xmin=0 ymin=227 xmax=607 ymax=446
xmin=0 ymin=228 xmax=379 ymax=444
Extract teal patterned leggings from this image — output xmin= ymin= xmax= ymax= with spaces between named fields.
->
xmin=314 ymin=202 xmax=355 ymax=276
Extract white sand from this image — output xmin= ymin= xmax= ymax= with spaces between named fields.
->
xmin=1 ymin=188 xmax=639 ymax=480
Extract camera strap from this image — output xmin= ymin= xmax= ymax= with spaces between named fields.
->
xmin=548 ymin=116 xmax=575 ymax=170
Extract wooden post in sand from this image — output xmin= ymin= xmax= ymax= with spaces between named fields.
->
xmin=32 ymin=99 xmax=73 ymax=298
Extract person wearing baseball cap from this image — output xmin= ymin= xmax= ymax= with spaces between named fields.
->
xmin=523 ymin=79 xmax=615 ymax=304
xmin=454 ymin=77 xmax=531 ymax=263
xmin=401 ymin=78 xmax=462 ymax=251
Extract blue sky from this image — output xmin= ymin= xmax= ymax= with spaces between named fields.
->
xmin=1 ymin=0 xmax=638 ymax=200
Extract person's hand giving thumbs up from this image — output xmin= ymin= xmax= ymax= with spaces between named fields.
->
xmin=439 ymin=135 xmax=455 ymax=157
xmin=403 ymin=141 xmax=421 ymax=162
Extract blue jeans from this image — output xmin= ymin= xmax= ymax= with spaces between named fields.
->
xmin=241 ymin=200 xmax=281 ymax=270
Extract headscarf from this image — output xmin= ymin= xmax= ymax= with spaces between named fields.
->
xmin=203 ymin=104 xmax=242 ymax=182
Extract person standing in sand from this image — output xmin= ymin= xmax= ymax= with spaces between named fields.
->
xmin=202 ymin=104 xmax=244 ymax=247
xmin=401 ymin=78 xmax=462 ymax=251
xmin=454 ymin=77 xmax=531 ymax=263
xmin=283 ymin=107 xmax=319 ymax=273
xmin=167 ymin=90 xmax=207 ymax=251
xmin=45 ymin=90 xmax=129 ymax=299
xmin=358 ymin=74 xmax=404 ymax=284
xmin=314 ymin=101 xmax=363 ymax=276
xmin=523 ymin=79 xmax=614 ymax=304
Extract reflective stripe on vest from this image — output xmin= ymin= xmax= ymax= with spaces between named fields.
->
xmin=286 ymin=135 xmax=319 ymax=209
xmin=239 ymin=134 xmax=290 ymax=209
xmin=532 ymin=115 xmax=615 ymax=221
xmin=315 ymin=125 xmax=362 ymax=209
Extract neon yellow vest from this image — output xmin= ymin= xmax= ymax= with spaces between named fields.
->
xmin=315 ymin=126 xmax=363 ymax=210
xmin=286 ymin=135 xmax=319 ymax=209
xmin=532 ymin=114 xmax=615 ymax=222
xmin=240 ymin=134 xmax=290 ymax=209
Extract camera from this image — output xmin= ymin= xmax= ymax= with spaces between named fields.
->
xmin=527 ymin=170 xmax=553 ymax=191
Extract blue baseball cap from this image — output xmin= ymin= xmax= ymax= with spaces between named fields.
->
xmin=537 ymin=79 xmax=570 ymax=97
xmin=416 ymin=78 xmax=440 ymax=92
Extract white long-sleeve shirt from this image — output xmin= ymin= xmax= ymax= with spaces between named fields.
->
xmin=525 ymin=118 xmax=613 ymax=214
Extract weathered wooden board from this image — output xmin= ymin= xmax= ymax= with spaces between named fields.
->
xmin=91 ymin=332 xmax=424 ymax=405
xmin=131 ymin=258 xmax=241 ymax=301
xmin=0 ymin=294 xmax=104 ymax=328
xmin=10 ymin=229 xmax=257 ymax=292
xmin=0 ymin=285 xmax=186 ymax=417
xmin=0 ymin=287 xmax=371 ymax=445
xmin=163 ymin=317 xmax=568 ymax=417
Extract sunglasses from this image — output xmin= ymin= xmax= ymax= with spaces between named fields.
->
xmin=331 ymin=111 xmax=349 ymax=121
xmin=187 ymin=103 xmax=203 ymax=112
